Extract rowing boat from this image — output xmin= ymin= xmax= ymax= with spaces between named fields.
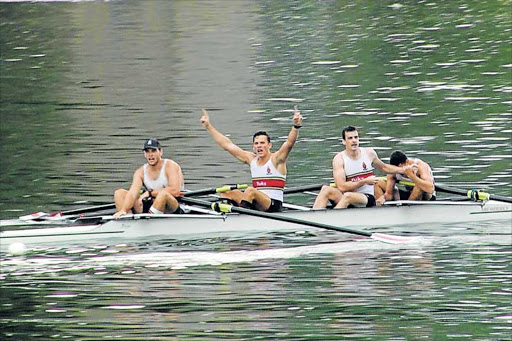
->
xmin=1 ymin=199 xmax=510 ymax=249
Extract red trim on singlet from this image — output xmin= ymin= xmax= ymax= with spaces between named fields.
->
xmin=252 ymin=178 xmax=286 ymax=189
xmin=346 ymin=171 xmax=374 ymax=182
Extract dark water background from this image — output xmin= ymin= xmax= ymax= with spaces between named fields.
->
xmin=1 ymin=0 xmax=511 ymax=340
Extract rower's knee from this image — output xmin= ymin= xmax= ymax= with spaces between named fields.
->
xmin=244 ymin=187 xmax=258 ymax=200
xmin=114 ymin=188 xmax=127 ymax=201
xmin=336 ymin=192 xmax=358 ymax=209
xmin=152 ymin=191 xmax=179 ymax=212
xmin=319 ymin=185 xmax=332 ymax=196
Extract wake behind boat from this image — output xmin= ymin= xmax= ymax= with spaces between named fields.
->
xmin=1 ymin=197 xmax=510 ymax=250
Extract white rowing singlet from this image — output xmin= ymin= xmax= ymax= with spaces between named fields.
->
xmin=341 ymin=148 xmax=375 ymax=196
xmin=250 ymin=157 xmax=286 ymax=202
xmin=143 ymin=159 xmax=169 ymax=190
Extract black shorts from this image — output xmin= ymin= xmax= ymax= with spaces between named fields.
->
xmin=267 ymin=199 xmax=283 ymax=213
xmin=142 ymin=196 xmax=154 ymax=213
xmin=398 ymin=189 xmax=436 ymax=201
xmin=142 ymin=196 xmax=184 ymax=214
xmin=364 ymin=194 xmax=376 ymax=207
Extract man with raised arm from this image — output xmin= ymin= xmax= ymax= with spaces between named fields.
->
xmin=313 ymin=126 xmax=416 ymax=209
xmin=113 ymin=138 xmax=185 ymax=218
xmin=375 ymin=150 xmax=435 ymax=205
xmin=200 ymin=106 xmax=303 ymax=212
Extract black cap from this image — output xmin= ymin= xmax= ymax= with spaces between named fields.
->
xmin=143 ymin=138 xmax=161 ymax=150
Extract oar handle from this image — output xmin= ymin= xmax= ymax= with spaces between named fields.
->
xmin=216 ymin=184 xmax=248 ymax=193
xmin=183 ymin=184 xmax=248 ymax=197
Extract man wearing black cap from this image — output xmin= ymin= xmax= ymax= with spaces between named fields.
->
xmin=113 ymin=138 xmax=185 ymax=218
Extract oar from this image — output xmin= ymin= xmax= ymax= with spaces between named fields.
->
xmin=61 ymin=203 xmax=116 ymax=215
xmin=378 ymin=176 xmax=512 ymax=203
xmin=182 ymin=184 xmax=248 ymax=197
xmin=179 ymin=197 xmax=417 ymax=244
xmin=16 ymin=184 xmax=250 ymax=222
xmin=18 ymin=203 xmax=117 ymax=221
xmin=62 ymin=185 xmax=248 ymax=216
xmin=435 ymin=184 xmax=512 ymax=204
xmin=284 ymin=184 xmax=324 ymax=194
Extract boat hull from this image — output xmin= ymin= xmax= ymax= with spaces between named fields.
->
xmin=1 ymin=200 xmax=510 ymax=249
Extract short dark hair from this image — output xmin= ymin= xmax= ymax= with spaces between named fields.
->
xmin=253 ymin=131 xmax=271 ymax=143
xmin=390 ymin=150 xmax=408 ymax=166
xmin=341 ymin=126 xmax=358 ymax=140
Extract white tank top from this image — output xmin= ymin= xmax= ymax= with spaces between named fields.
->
xmin=395 ymin=158 xmax=436 ymax=196
xmin=250 ymin=157 xmax=286 ymax=202
xmin=341 ymin=148 xmax=375 ymax=196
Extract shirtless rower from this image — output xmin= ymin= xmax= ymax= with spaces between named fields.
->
xmin=313 ymin=126 xmax=416 ymax=209
xmin=113 ymin=138 xmax=185 ymax=218
xmin=375 ymin=150 xmax=435 ymax=205
xmin=200 ymin=106 xmax=303 ymax=212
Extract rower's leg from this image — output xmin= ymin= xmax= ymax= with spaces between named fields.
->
xmin=374 ymin=180 xmax=386 ymax=203
xmin=114 ymin=189 xmax=128 ymax=211
xmin=407 ymin=186 xmax=425 ymax=201
xmin=335 ymin=192 xmax=367 ymax=209
xmin=313 ymin=186 xmax=343 ymax=209
xmin=220 ymin=189 xmax=244 ymax=205
xmin=242 ymin=187 xmax=271 ymax=211
xmin=114 ymin=188 xmax=143 ymax=214
xmin=151 ymin=191 xmax=179 ymax=214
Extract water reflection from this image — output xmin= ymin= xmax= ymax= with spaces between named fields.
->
xmin=1 ymin=231 xmax=510 ymax=340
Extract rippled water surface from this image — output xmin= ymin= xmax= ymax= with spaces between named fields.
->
xmin=1 ymin=0 xmax=511 ymax=339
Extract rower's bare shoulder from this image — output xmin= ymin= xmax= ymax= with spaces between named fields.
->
xmin=332 ymin=152 xmax=345 ymax=168
xmin=241 ymin=151 xmax=257 ymax=164
xmin=365 ymin=147 xmax=377 ymax=156
xmin=134 ymin=165 xmax=144 ymax=176
xmin=333 ymin=152 xmax=344 ymax=163
xmin=165 ymin=159 xmax=182 ymax=170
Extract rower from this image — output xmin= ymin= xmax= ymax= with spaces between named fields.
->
xmin=200 ymin=106 xmax=303 ymax=212
xmin=375 ymin=150 xmax=436 ymax=205
xmin=113 ymin=138 xmax=185 ymax=218
xmin=312 ymin=126 xmax=416 ymax=209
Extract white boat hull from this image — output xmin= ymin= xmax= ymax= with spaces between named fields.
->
xmin=1 ymin=200 xmax=510 ymax=249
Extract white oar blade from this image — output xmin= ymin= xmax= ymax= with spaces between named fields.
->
xmin=371 ymin=232 xmax=420 ymax=244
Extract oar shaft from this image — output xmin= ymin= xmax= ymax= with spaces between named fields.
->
xmin=436 ymin=184 xmax=512 ymax=203
xmin=61 ymin=203 xmax=116 ymax=215
xmin=179 ymin=197 xmax=372 ymax=237
xmin=284 ymin=184 xmax=325 ymax=194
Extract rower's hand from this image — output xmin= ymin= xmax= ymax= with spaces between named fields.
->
xmin=293 ymin=105 xmax=303 ymax=127
xmin=364 ymin=176 xmax=379 ymax=185
xmin=403 ymin=164 xmax=419 ymax=177
xmin=113 ymin=210 xmax=127 ymax=219
xmin=200 ymin=109 xmax=210 ymax=128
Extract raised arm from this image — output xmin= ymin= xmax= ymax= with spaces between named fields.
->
xmin=274 ymin=105 xmax=303 ymax=165
xmin=200 ymin=109 xmax=254 ymax=164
